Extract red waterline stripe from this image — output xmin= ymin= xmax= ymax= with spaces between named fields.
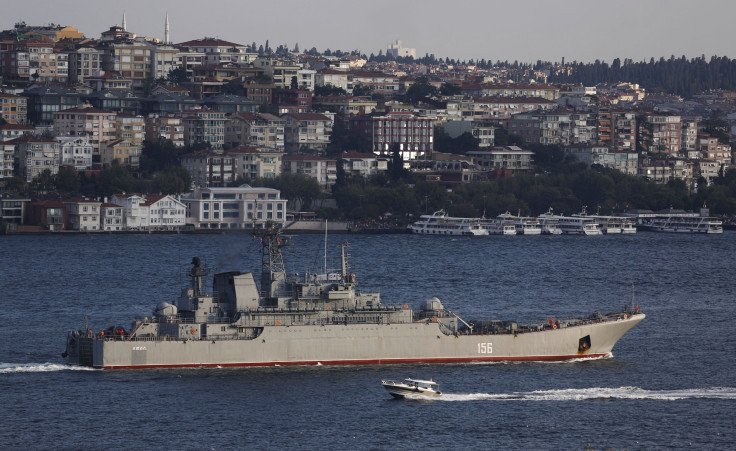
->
xmin=99 ymin=354 xmax=608 ymax=370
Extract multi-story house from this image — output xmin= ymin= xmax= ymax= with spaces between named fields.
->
xmin=67 ymin=45 xmax=104 ymax=84
xmin=339 ymin=151 xmax=389 ymax=178
xmin=56 ymin=136 xmax=93 ymax=170
xmin=64 ymin=197 xmax=101 ymax=231
xmin=564 ymin=145 xmax=638 ymax=176
xmin=145 ymin=114 xmax=185 ymax=146
xmin=178 ymin=108 xmax=226 ymax=150
xmin=22 ymin=85 xmax=83 ymax=125
xmin=181 ymin=151 xmax=237 ymax=188
xmin=225 ymin=112 xmax=285 ymax=150
xmin=53 ymin=106 xmax=117 ymax=157
xmin=467 ymin=146 xmax=535 ymax=176
xmin=698 ymin=135 xmax=732 ymax=166
xmin=283 ymin=112 xmax=333 ymax=154
xmin=296 ymin=69 xmax=316 ymax=91
xmin=12 ymin=135 xmax=60 ymax=182
xmin=144 ymin=195 xmax=187 ymax=230
xmin=446 ymin=96 xmax=556 ymax=121
xmin=181 ymin=185 xmax=288 ymax=230
xmin=0 ymin=141 xmax=15 ymax=180
xmin=28 ymin=199 xmax=65 ymax=230
xmin=253 ymin=57 xmax=302 ymax=89
xmin=0 ymin=194 xmax=30 ymax=226
xmin=312 ymin=95 xmax=377 ymax=116
xmin=272 ymin=88 xmax=312 ymax=114
xmin=100 ymin=139 xmax=140 ymax=167
xmin=100 ymin=202 xmax=124 ymax=231
xmin=0 ymin=92 xmax=28 ymax=125
xmin=98 ymin=39 xmax=153 ymax=92
xmin=226 ymin=146 xmax=284 ymax=181
xmin=282 ymin=154 xmax=337 ymax=190
xmin=351 ymin=71 xmax=400 ymax=97
xmin=461 ymin=83 xmax=560 ymax=100
xmin=681 ymin=120 xmax=698 ymax=158
xmin=110 ymin=194 xmax=148 ymax=229
xmin=315 ymin=69 xmax=354 ymax=94
xmin=0 ymin=123 xmax=34 ymax=141
xmin=83 ymin=73 xmax=134 ymax=92
xmin=348 ymin=111 xmax=434 ymax=160
xmin=243 ymin=81 xmax=275 ymax=106
xmin=639 ymin=113 xmax=681 ymax=154
xmin=176 ymin=38 xmax=254 ymax=66
xmin=115 ymin=114 xmax=145 ymax=145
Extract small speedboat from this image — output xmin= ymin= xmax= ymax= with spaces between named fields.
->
xmin=381 ymin=378 xmax=442 ymax=399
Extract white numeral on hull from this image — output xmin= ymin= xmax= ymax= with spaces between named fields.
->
xmin=477 ymin=342 xmax=493 ymax=354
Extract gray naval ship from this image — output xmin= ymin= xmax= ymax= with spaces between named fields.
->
xmin=63 ymin=225 xmax=645 ymax=369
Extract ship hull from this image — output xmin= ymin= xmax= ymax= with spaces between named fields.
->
xmin=69 ymin=314 xmax=644 ymax=369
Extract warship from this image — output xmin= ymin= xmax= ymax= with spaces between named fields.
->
xmin=63 ymin=225 xmax=645 ymax=369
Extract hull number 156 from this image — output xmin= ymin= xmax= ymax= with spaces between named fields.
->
xmin=477 ymin=342 xmax=493 ymax=354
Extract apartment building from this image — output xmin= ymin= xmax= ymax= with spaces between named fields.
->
xmin=177 ymin=108 xmax=226 ymax=150
xmin=282 ymin=154 xmax=336 ymax=190
xmin=53 ymin=106 xmax=117 ymax=157
xmin=12 ymin=135 xmax=60 ymax=182
xmin=282 ymin=112 xmax=333 ymax=154
xmin=348 ymin=111 xmax=434 ymax=160
xmin=225 ymin=112 xmax=285 ymax=150
xmin=0 ymin=93 xmax=28 ymax=125
xmin=145 ymin=114 xmax=185 ymax=146
xmin=226 ymin=146 xmax=284 ymax=180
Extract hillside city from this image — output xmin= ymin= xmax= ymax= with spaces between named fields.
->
xmin=1 ymin=17 xmax=736 ymax=232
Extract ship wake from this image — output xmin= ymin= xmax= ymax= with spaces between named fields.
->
xmin=0 ymin=362 xmax=99 ymax=374
xmin=438 ymin=386 xmax=736 ymax=402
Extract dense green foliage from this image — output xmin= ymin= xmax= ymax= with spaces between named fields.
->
xmin=327 ymin=144 xmax=736 ymax=223
xmin=550 ymin=55 xmax=736 ymax=98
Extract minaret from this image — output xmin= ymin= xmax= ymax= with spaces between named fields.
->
xmin=122 ymin=11 xmax=127 ymax=31
xmin=165 ymin=13 xmax=170 ymax=44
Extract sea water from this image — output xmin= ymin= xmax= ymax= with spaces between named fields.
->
xmin=1 ymin=232 xmax=734 ymax=449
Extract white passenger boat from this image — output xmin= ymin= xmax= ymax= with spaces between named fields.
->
xmin=497 ymin=212 xmax=542 ymax=235
xmin=640 ymin=215 xmax=723 ymax=234
xmin=381 ymin=378 xmax=442 ymax=399
xmin=408 ymin=210 xmax=489 ymax=236
xmin=481 ymin=218 xmax=517 ymax=235
xmin=539 ymin=209 xmax=602 ymax=236
xmin=573 ymin=206 xmax=636 ymax=235
xmin=538 ymin=209 xmax=563 ymax=235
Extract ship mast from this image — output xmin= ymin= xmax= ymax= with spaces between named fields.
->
xmin=254 ymin=222 xmax=288 ymax=301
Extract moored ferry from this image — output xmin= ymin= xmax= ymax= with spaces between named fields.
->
xmin=408 ymin=210 xmax=488 ymax=236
